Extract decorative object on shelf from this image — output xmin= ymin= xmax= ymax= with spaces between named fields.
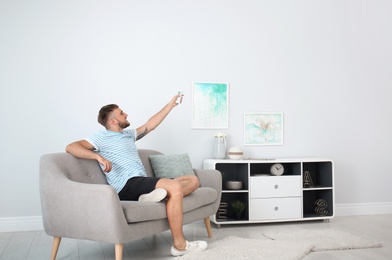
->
xmin=315 ymin=199 xmax=328 ymax=216
xmin=225 ymin=180 xmax=243 ymax=190
xmin=231 ymin=200 xmax=246 ymax=220
xmin=303 ymin=171 xmax=314 ymax=188
xmin=213 ymin=132 xmax=227 ymax=159
xmin=228 ymin=147 xmax=243 ymax=159
xmin=192 ymin=82 xmax=229 ymax=129
xmin=217 ymin=202 xmax=228 ymax=221
xmin=270 ymin=163 xmax=284 ymax=176
xmin=244 ymin=112 xmax=284 ymax=145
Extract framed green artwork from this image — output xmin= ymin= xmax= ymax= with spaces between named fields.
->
xmin=192 ymin=82 xmax=229 ymax=129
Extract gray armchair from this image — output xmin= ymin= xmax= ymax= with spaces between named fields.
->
xmin=39 ymin=149 xmax=221 ymax=260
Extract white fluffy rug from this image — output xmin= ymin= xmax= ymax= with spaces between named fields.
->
xmin=181 ymin=236 xmax=312 ymax=260
xmin=181 ymin=229 xmax=382 ymax=260
xmin=263 ymin=228 xmax=382 ymax=252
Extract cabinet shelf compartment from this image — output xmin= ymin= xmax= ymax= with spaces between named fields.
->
xmin=216 ymin=163 xmax=248 ymax=191
xmin=216 ymin=193 xmax=249 ymax=222
xmin=250 ymin=162 xmax=301 ymax=176
xmin=303 ymin=189 xmax=333 ymax=218
xmin=303 ymin=162 xmax=333 ymax=188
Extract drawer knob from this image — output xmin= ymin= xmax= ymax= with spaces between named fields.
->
xmin=274 ymin=207 xmax=279 ymax=211
xmin=274 ymin=185 xmax=279 ymax=189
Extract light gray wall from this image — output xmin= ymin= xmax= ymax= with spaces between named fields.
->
xmin=1 ymin=0 xmax=391 ymax=220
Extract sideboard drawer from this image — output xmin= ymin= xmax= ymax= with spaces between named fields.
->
xmin=249 ymin=197 xmax=302 ymax=221
xmin=250 ymin=176 xmax=301 ymax=198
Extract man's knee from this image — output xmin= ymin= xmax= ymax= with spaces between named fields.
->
xmin=190 ymin=175 xmax=200 ymax=189
xmin=167 ymin=179 xmax=184 ymax=197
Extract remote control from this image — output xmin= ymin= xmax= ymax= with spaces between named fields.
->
xmin=175 ymin=91 xmax=183 ymax=104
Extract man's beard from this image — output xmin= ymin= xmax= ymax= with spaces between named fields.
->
xmin=118 ymin=120 xmax=130 ymax=129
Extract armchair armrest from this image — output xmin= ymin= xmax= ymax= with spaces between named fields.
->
xmin=193 ymin=168 xmax=222 ymax=195
xmin=40 ymin=169 xmax=129 ymax=243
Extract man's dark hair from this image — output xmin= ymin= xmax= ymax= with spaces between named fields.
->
xmin=98 ymin=104 xmax=119 ymax=127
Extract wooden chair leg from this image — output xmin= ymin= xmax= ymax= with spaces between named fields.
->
xmin=51 ymin=236 xmax=61 ymax=260
xmin=204 ymin=217 xmax=212 ymax=238
xmin=115 ymin=243 xmax=123 ymax=260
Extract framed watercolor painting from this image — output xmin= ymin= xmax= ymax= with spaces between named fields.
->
xmin=192 ymin=82 xmax=229 ymax=129
xmin=244 ymin=112 xmax=283 ymax=145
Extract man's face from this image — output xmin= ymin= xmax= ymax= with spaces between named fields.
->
xmin=112 ymin=108 xmax=130 ymax=129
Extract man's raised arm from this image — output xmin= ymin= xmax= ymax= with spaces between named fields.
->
xmin=136 ymin=94 xmax=181 ymax=140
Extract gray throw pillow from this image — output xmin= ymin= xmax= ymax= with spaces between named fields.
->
xmin=149 ymin=153 xmax=195 ymax=179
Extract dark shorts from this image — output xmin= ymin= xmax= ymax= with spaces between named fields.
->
xmin=118 ymin=177 xmax=161 ymax=201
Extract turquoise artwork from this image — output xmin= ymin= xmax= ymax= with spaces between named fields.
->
xmin=192 ymin=82 xmax=229 ymax=129
xmin=244 ymin=113 xmax=283 ymax=145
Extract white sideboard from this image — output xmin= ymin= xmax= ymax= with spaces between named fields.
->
xmin=203 ymin=158 xmax=334 ymax=227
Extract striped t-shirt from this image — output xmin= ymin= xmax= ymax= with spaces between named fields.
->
xmin=86 ymin=129 xmax=147 ymax=193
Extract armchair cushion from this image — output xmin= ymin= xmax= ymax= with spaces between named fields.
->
xmin=121 ymin=187 xmax=218 ymax=223
xmin=149 ymin=153 xmax=195 ymax=179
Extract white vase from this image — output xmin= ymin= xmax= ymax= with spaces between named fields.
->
xmin=213 ymin=136 xmax=226 ymax=159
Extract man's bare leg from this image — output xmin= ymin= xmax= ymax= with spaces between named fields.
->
xmin=156 ymin=178 xmax=187 ymax=250
xmin=173 ymin=175 xmax=200 ymax=196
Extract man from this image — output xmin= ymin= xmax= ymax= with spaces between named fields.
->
xmin=65 ymin=94 xmax=207 ymax=256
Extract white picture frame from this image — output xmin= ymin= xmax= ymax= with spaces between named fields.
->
xmin=192 ymin=82 xmax=229 ymax=129
xmin=244 ymin=112 xmax=284 ymax=145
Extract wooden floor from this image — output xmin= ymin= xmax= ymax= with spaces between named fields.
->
xmin=1 ymin=214 xmax=391 ymax=259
